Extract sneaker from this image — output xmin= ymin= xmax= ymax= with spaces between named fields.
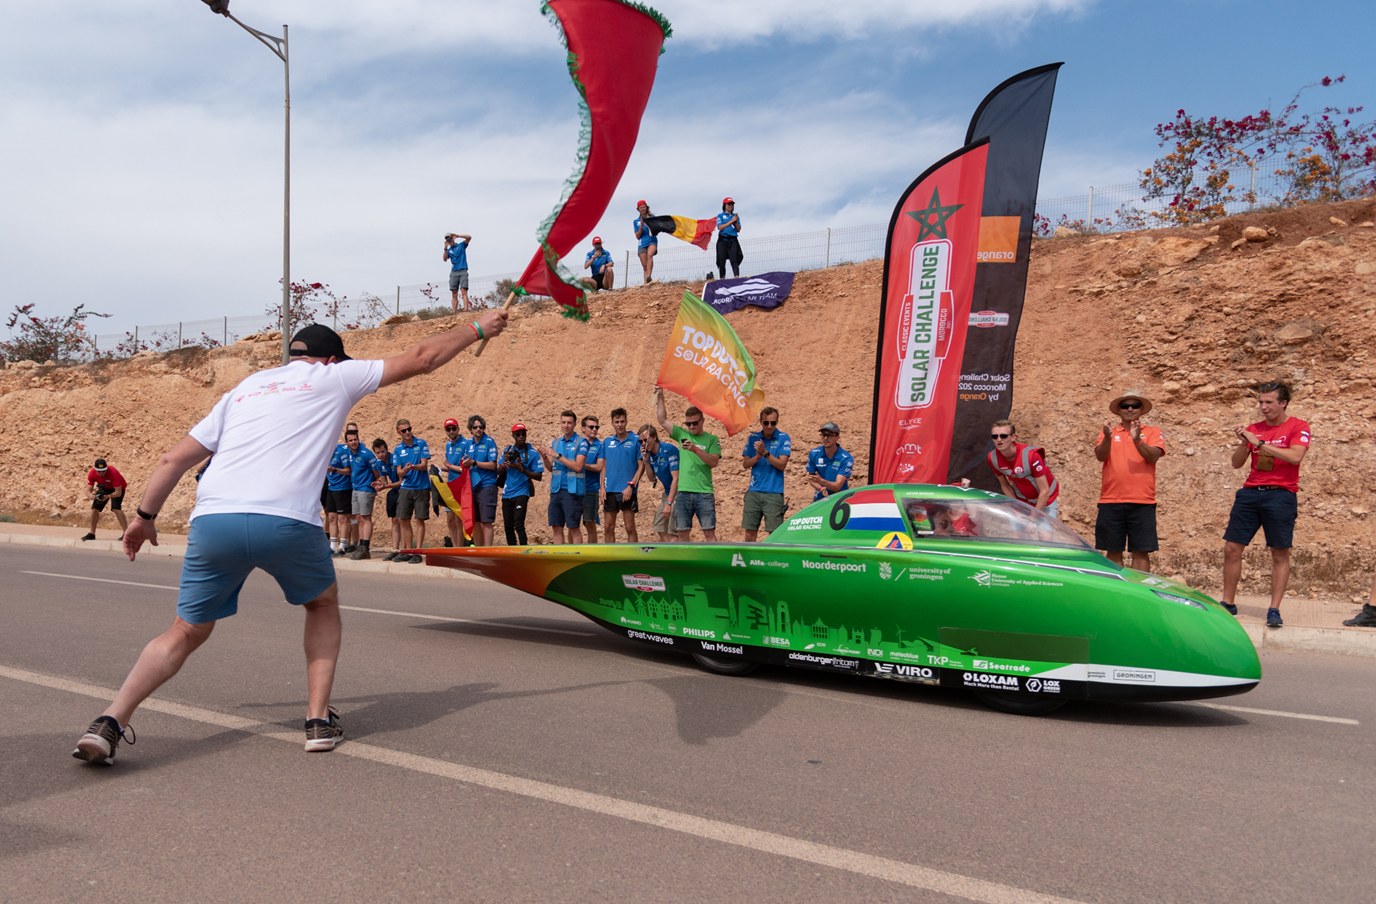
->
xmin=442 ymin=536 xmax=453 ymax=547
xmin=1343 ymin=603 xmax=1376 ymax=628
xmin=347 ymin=547 xmax=370 ymax=560
xmin=381 ymin=551 xmax=399 ymax=562
xmin=72 ymin=715 xmax=135 ymax=765
xmin=1266 ymin=607 xmax=1283 ymax=628
xmin=304 ymin=707 xmax=344 ymax=752
xmin=80 ymin=532 xmax=96 ymax=541
xmin=1220 ymin=601 xmax=1238 ymax=616
xmin=408 ymin=553 xmax=424 ymax=564
xmin=342 ymin=544 xmax=357 ymax=555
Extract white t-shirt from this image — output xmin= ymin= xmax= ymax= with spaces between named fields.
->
xmin=189 ymin=359 xmax=384 ymax=525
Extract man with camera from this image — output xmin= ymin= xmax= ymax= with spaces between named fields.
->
xmin=498 ymin=423 xmax=544 ymax=546
xmin=83 ymin=458 xmax=129 ymax=541
xmin=443 ymin=232 xmax=474 ymax=313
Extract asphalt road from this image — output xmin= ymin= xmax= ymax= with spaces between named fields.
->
xmin=2 ymin=544 xmax=1373 ymax=903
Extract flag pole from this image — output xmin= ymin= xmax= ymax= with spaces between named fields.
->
xmin=473 ymin=292 xmax=516 ymax=357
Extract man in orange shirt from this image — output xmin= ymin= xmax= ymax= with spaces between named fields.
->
xmin=1094 ymin=390 xmax=1165 ymax=571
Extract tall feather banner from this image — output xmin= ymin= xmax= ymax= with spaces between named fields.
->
xmin=514 ymin=0 xmax=672 ymax=319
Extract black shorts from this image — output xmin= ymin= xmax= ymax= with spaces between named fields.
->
xmin=92 ymin=493 xmax=123 ymax=512
xmin=473 ymin=484 xmax=499 ymax=523
xmin=1095 ymin=503 xmax=1158 ymax=553
xmin=581 ymin=491 xmax=601 ymax=524
xmin=1223 ymin=486 xmax=1297 ymax=549
xmin=604 ymin=487 xmax=639 ymax=513
xmin=591 ymin=271 xmax=611 ymax=290
xmin=325 ymin=489 xmax=352 ymax=515
xmin=385 ymin=487 xmax=399 ymax=519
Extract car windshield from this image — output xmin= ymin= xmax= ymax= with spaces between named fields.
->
xmin=902 ymin=496 xmax=1092 ymax=550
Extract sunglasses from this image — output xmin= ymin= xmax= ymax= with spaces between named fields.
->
xmin=445 ymin=426 xmax=458 ymax=431
xmin=1118 ymin=402 xmax=1142 ymax=410
xmin=399 ymin=427 xmax=413 ymax=433
xmin=586 ymin=425 xmax=600 ymax=430
xmin=991 ymin=432 xmax=1011 ymax=439
xmin=761 ymin=420 xmax=778 ymax=426
xmin=821 ymin=431 xmax=838 ymax=437
xmin=684 ymin=420 xmax=702 ymax=427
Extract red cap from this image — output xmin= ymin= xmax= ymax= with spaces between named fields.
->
xmin=592 ymin=235 xmax=602 ymax=244
xmin=511 ymin=423 xmax=527 ymax=433
xmin=443 ymin=418 xmax=459 ymax=428
xmin=635 ymin=199 xmax=648 ymax=208
xmin=723 ymin=196 xmax=734 ymax=205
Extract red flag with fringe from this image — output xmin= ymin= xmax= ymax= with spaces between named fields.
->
xmin=515 ymin=0 xmax=672 ymax=319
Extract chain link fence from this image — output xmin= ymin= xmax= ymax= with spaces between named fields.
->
xmin=85 ymin=164 xmax=1334 ymax=359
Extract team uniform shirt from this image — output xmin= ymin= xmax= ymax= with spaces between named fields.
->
xmin=585 ymin=248 xmax=613 ymax=277
xmin=393 ymin=436 xmax=433 ymax=490
xmin=715 ymin=211 xmax=740 ymax=237
xmin=87 ymin=465 xmax=127 ymax=494
xmin=348 ymin=446 xmax=384 ymax=492
xmin=806 ymin=445 xmax=855 ymax=500
xmin=501 ymin=445 xmax=544 ymax=498
xmin=376 ymin=454 xmax=399 ymax=485
xmin=327 ymin=444 xmax=352 ymax=491
xmin=603 ymin=433 xmax=643 ymax=494
xmin=987 ymin=442 xmax=1059 ymax=506
xmin=447 ymin=240 xmax=469 ymax=271
xmin=670 ymin=426 xmax=720 ymax=494
xmin=633 ymin=216 xmax=656 ymax=249
xmin=1096 ymin=424 xmax=1166 ymax=504
xmin=582 ymin=437 xmax=604 ymax=494
xmin=468 ymin=434 xmax=500 ymax=489
xmin=649 ymin=441 xmax=680 ymax=490
xmin=549 ymin=434 xmax=590 ymax=495
xmin=188 ymin=358 xmax=384 ymax=526
xmin=743 ymin=429 xmax=792 ymax=494
xmin=1244 ymin=416 xmax=1311 ymax=492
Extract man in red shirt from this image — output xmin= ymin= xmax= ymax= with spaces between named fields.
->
xmin=83 ymin=458 xmax=128 ymax=541
xmin=1094 ymin=390 xmax=1166 ymax=571
xmin=986 ymin=419 xmax=1060 ymax=518
xmin=1221 ymin=381 xmax=1311 ymax=628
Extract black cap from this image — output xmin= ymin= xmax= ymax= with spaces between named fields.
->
xmin=289 ymin=324 xmax=351 ymax=361
xmin=94 ymin=458 xmax=108 ymax=471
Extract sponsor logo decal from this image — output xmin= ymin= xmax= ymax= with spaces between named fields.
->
xmin=621 ymin=573 xmax=666 ymax=592
xmin=1113 ymin=669 xmax=1156 ymax=683
xmin=972 ymin=659 xmax=1032 ymax=674
xmin=618 ymin=616 xmax=643 ymax=627
xmin=801 ymin=559 xmax=868 ymax=574
xmin=874 ymin=662 xmax=938 ymax=683
xmin=788 ymin=652 xmax=859 ymax=671
xmin=784 ymin=515 xmax=824 ymax=530
xmin=731 ymin=553 xmax=746 ymax=568
xmin=977 ymin=215 xmax=1020 ymax=264
xmin=962 ymin=672 xmax=1021 ymax=690
xmin=968 ymin=310 xmax=1011 ymax=328
xmin=681 ymin=627 xmax=716 ymax=639
xmin=700 ymin=641 xmax=743 ymax=655
xmin=1025 ymin=678 xmax=1061 ymax=694
xmin=910 ymin=566 xmax=951 ymax=582
xmin=764 ymin=636 xmax=792 ymax=648
xmin=627 ymin=629 xmax=674 ymax=645
xmin=968 ymin=570 xmax=1064 ymax=589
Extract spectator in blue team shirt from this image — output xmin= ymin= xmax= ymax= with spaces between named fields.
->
xmin=633 ymin=200 xmax=657 ymax=285
xmin=602 ymin=407 xmax=645 ymax=542
xmin=582 ymin=236 xmax=615 ymax=291
xmin=372 ymin=438 xmax=403 ymax=560
xmin=539 ymin=410 xmax=589 ymax=544
xmin=325 ymin=432 xmax=354 ymax=555
xmin=741 ymin=406 xmax=792 ymax=541
xmin=443 ymin=232 xmax=473 ymax=313
xmin=638 ymin=424 xmax=679 ymax=543
xmin=715 ymin=196 xmax=743 ymax=280
xmin=464 ymin=414 xmax=500 ymax=547
xmin=345 ymin=433 xmax=385 ymax=559
xmin=498 ymin=423 xmax=544 ymax=545
xmin=580 ymin=414 xmax=605 ymax=545
xmin=392 ymin=418 xmax=432 ymax=563
xmin=440 ymin=417 xmax=469 ymax=547
xmin=806 ymin=421 xmax=854 ymax=500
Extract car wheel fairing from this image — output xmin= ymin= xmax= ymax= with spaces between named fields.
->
xmin=972 ymin=690 xmax=1067 ymax=716
xmin=692 ymin=653 xmax=760 ymax=676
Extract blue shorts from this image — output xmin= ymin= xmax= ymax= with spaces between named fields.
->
xmin=177 ymin=514 xmax=336 ymax=624
xmin=1223 ymin=486 xmax=1297 ymax=549
xmin=674 ymin=491 xmax=716 ymax=532
xmin=548 ymin=489 xmax=582 ymax=529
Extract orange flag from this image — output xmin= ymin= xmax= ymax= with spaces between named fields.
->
xmin=656 ymin=291 xmax=765 ymax=436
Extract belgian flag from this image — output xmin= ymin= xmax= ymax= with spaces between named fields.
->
xmin=643 ymin=215 xmax=715 ymax=250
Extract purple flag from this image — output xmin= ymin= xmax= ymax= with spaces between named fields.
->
xmin=703 ymin=272 xmax=796 ymax=313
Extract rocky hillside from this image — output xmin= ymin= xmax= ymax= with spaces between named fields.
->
xmin=2 ymin=198 xmax=1373 ymax=599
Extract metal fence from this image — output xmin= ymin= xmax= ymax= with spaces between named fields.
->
xmin=85 ymin=162 xmax=1349 ymax=358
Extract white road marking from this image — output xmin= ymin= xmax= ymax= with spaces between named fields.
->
xmin=21 ymin=570 xmax=177 ymax=591
xmin=18 ymin=570 xmax=595 ymax=637
xmin=5 ymin=662 xmax=1086 ymax=904
xmin=1195 ymin=702 xmax=1359 ymax=725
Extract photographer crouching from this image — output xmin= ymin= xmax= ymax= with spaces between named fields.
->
xmin=84 ymin=458 xmax=129 ymax=541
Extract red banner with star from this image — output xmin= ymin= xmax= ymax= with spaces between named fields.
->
xmin=869 ymin=140 xmax=988 ymax=484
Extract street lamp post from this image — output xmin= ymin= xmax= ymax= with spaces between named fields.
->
xmin=216 ymin=7 xmax=291 ymax=364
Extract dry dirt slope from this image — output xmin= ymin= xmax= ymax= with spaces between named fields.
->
xmin=1 ymin=198 xmax=1373 ymax=598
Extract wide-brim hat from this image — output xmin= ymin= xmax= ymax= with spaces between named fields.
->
xmin=1109 ymin=390 xmax=1153 ymax=416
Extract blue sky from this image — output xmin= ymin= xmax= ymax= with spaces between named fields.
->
xmin=1 ymin=0 xmax=1372 ymax=337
